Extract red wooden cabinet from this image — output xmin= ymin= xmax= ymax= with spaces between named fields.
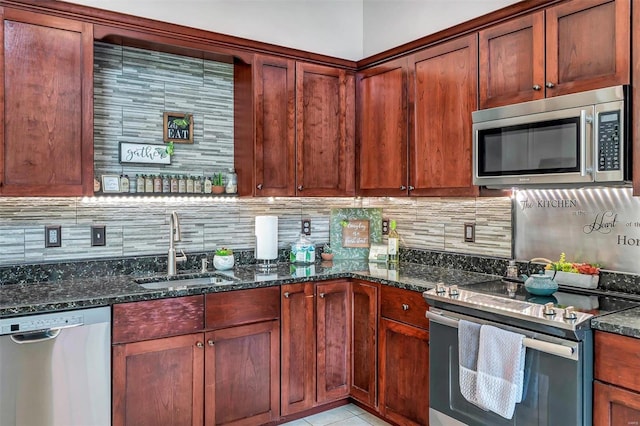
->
xmin=351 ymin=280 xmax=378 ymax=408
xmin=281 ymin=280 xmax=351 ymax=416
xmin=479 ymin=0 xmax=630 ymax=108
xmin=0 ymin=7 xmax=94 ymax=196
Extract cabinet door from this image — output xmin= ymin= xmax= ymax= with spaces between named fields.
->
xmin=351 ymin=280 xmax=378 ymax=408
xmin=409 ymin=34 xmax=478 ymax=197
xmin=378 ymin=318 xmax=429 ymax=426
xmin=479 ymin=12 xmax=545 ymax=109
xmin=204 ymin=320 xmax=280 ymax=426
xmin=281 ymin=283 xmax=316 ymax=415
xmin=253 ymin=54 xmax=296 ymax=196
xmin=357 ymin=58 xmax=409 ymax=196
xmin=316 ymin=279 xmax=351 ymax=402
xmin=0 ymin=8 xmax=93 ymax=196
xmin=545 ymin=0 xmax=630 ymax=96
xmin=295 ymin=62 xmax=355 ymax=196
xmin=594 ymin=381 xmax=640 ymax=426
xmin=112 ymin=334 xmax=204 ymax=426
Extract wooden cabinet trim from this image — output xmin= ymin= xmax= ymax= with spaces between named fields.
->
xmin=205 ymin=286 xmax=280 ymax=330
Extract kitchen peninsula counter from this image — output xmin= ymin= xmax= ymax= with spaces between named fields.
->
xmin=0 ymin=260 xmax=497 ymax=318
xmin=592 ymin=307 xmax=640 ymax=338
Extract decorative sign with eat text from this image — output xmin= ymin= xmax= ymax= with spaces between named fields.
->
xmin=119 ymin=142 xmax=171 ymax=164
xmin=163 ymin=112 xmax=193 ymax=143
xmin=342 ymin=220 xmax=370 ymax=248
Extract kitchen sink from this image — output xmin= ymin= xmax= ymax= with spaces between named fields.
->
xmin=135 ymin=274 xmax=240 ymax=290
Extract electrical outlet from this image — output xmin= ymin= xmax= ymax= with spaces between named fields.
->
xmin=92 ymin=225 xmax=106 ymax=247
xmin=382 ymin=219 xmax=390 ymax=235
xmin=45 ymin=226 xmax=61 ymax=248
xmin=464 ymin=223 xmax=475 ymax=243
xmin=302 ymin=218 xmax=311 ymax=236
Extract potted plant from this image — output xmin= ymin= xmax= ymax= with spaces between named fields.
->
xmin=543 ymin=253 xmax=600 ymax=289
xmin=211 ymin=172 xmax=225 ymax=194
xmin=213 ymin=247 xmax=234 ymax=270
xmin=321 ymin=243 xmax=333 ymax=261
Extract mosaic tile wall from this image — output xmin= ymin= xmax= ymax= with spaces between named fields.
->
xmin=0 ymin=196 xmax=512 ymax=266
xmin=0 ymin=42 xmax=513 ymax=266
xmin=93 ymin=42 xmax=234 ymax=178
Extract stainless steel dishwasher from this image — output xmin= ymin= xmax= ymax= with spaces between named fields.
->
xmin=0 ymin=306 xmax=111 ymax=426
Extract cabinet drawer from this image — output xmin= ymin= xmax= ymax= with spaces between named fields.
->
xmin=595 ymin=331 xmax=640 ymax=393
xmin=206 ymin=286 xmax=280 ymax=329
xmin=113 ymin=295 xmax=204 ymax=344
xmin=380 ymin=285 xmax=429 ymax=330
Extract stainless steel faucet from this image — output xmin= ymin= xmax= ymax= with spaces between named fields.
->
xmin=168 ymin=211 xmax=187 ymax=276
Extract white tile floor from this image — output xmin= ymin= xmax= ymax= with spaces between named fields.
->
xmin=281 ymin=404 xmax=392 ymax=426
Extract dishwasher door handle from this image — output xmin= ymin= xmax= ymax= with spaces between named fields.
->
xmin=10 ymin=329 xmax=61 ymax=344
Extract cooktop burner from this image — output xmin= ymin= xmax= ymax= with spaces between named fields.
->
xmin=423 ymin=279 xmax=639 ymax=339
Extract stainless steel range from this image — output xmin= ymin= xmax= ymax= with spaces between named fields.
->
xmin=423 ymin=280 xmax=637 ymax=426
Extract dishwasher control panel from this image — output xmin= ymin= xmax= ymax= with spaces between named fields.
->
xmin=1 ymin=311 xmax=83 ymax=335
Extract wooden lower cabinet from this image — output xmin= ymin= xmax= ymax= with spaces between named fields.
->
xmin=205 ymin=320 xmax=280 ymax=426
xmin=112 ymin=333 xmax=205 ymax=426
xmin=351 ymin=280 xmax=378 ymax=408
xmin=594 ymin=380 xmax=640 ymax=426
xmin=281 ymin=280 xmax=351 ymax=416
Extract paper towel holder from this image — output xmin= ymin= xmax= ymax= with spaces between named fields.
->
xmin=255 ymin=215 xmax=278 ymax=272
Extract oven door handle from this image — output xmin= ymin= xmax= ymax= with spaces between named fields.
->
xmin=427 ymin=310 xmax=577 ymax=360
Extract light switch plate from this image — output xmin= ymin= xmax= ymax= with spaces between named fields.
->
xmin=45 ymin=226 xmax=61 ymax=248
xmin=91 ymin=225 xmax=106 ymax=247
xmin=464 ymin=223 xmax=475 ymax=243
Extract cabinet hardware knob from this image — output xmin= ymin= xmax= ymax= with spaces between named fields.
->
xmin=196 ymin=341 xmax=204 ymax=348
xmin=545 ymin=82 xmax=555 ymax=88
xmin=297 ymin=185 xmax=303 ymax=191
xmin=319 ymin=293 xmax=325 ymax=298
xmin=532 ymin=84 xmax=541 ymax=91
xmin=402 ymin=304 xmax=409 ymax=311
xmin=257 ymin=183 xmax=263 ymax=190
xmin=400 ymin=185 xmax=407 ymax=190
xmin=284 ymin=292 xmax=290 ymax=298
xmin=207 ymin=339 xmax=214 ymax=346
xmin=408 ymin=186 xmax=415 ymax=191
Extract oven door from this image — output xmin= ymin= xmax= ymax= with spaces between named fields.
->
xmin=427 ymin=309 xmax=592 ymax=426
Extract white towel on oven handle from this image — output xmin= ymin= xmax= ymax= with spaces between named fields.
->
xmin=476 ymin=324 xmax=526 ymax=420
xmin=458 ymin=320 xmax=482 ymax=406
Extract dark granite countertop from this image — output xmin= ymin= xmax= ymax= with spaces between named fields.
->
xmin=591 ymin=307 xmax=640 ymax=338
xmin=0 ymin=260 xmax=498 ymax=318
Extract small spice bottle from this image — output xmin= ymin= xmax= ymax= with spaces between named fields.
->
xmin=129 ymin=175 xmax=137 ymax=193
xmin=153 ymin=175 xmax=162 ymax=193
xmin=178 ymin=175 xmax=186 ymax=193
xmin=225 ymin=169 xmax=237 ymax=194
xmin=204 ymin=176 xmax=212 ymax=194
xmin=145 ymin=175 xmax=154 ymax=193
xmin=120 ymin=174 xmax=130 ymax=193
xmin=136 ymin=174 xmax=145 ymax=193
xmin=162 ymin=175 xmax=170 ymax=193
xmin=170 ymin=175 xmax=178 ymax=193
xmin=186 ymin=175 xmax=194 ymax=193
xmin=194 ymin=176 xmax=202 ymax=194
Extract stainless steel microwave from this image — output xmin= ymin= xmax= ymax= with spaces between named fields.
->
xmin=472 ymin=85 xmax=629 ymax=188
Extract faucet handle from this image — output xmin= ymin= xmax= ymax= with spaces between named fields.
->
xmin=176 ymin=249 xmax=187 ymax=263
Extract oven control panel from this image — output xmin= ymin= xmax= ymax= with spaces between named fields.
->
xmin=0 ymin=312 xmax=83 ymax=335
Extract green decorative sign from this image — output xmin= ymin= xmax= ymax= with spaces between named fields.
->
xmin=330 ymin=208 xmax=382 ymax=259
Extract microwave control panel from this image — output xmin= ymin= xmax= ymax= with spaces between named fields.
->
xmin=597 ymin=110 xmax=621 ymax=172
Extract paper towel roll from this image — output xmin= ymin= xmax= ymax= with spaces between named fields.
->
xmin=255 ymin=216 xmax=278 ymax=260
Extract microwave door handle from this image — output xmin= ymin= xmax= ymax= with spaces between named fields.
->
xmin=580 ymin=110 xmax=593 ymax=177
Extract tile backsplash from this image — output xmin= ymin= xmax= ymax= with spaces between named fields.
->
xmin=0 ymin=196 xmax=512 ymax=266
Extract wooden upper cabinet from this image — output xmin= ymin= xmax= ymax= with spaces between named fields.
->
xmin=409 ymin=34 xmax=479 ymax=197
xmin=253 ymin=54 xmax=296 ymax=197
xmin=356 ymin=58 xmax=409 ymax=197
xmin=479 ymin=0 xmax=630 ymax=108
xmin=295 ymin=62 xmax=355 ymax=196
xmin=546 ymin=0 xmax=629 ymax=96
xmin=0 ymin=8 xmax=93 ymax=196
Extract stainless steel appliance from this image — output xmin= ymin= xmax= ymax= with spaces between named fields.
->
xmin=472 ymin=85 xmax=629 ymax=188
xmin=0 ymin=306 xmax=111 ymax=426
xmin=423 ymin=281 xmax=637 ymax=426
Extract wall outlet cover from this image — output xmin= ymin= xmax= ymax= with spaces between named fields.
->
xmin=382 ymin=219 xmax=390 ymax=235
xmin=302 ymin=218 xmax=311 ymax=236
xmin=464 ymin=223 xmax=475 ymax=243
xmin=45 ymin=226 xmax=61 ymax=248
xmin=92 ymin=225 xmax=106 ymax=247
